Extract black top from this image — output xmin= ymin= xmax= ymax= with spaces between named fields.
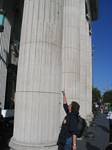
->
xmin=63 ymin=104 xmax=78 ymax=137
xmin=57 ymin=104 xmax=78 ymax=145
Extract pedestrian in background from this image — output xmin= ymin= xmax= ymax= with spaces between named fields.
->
xmin=107 ymin=104 xmax=112 ymax=142
xmin=57 ymin=91 xmax=80 ymax=150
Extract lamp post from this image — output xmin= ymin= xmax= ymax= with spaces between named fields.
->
xmin=0 ymin=9 xmax=5 ymax=32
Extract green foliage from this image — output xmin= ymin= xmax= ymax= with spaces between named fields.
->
xmin=103 ymin=90 xmax=112 ymax=103
xmin=92 ymin=87 xmax=101 ymax=102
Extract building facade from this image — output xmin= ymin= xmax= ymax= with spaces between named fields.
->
xmin=0 ymin=0 xmax=98 ymax=150
xmin=0 ymin=0 xmax=24 ymax=109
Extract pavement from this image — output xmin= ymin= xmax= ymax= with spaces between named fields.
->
xmin=77 ymin=113 xmax=110 ymax=150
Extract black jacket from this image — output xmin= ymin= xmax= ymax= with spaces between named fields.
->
xmin=57 ymin=104 xmax=78 ymax=146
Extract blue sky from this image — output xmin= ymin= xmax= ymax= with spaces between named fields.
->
xmin=92 ymin=0 xmax=112 ymax=93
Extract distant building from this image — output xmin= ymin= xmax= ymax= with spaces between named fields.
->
xmin=0 ymin=0 xmax=98 ymax=150
xmin=0 ymin=0 xmax=24 ymax=109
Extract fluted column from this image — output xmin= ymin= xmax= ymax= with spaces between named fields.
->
xmin=9 ymin=0 xmax=63 ymax=150
xmin=80 ymin=0 xmax=87 ymax=117
xmin=86 ymin=25 xmax=92 ymax=116
xmin=62 ymin=0 xmax=81 ymax=109
xmin=80 ymin=0 xmax=92 ymax=117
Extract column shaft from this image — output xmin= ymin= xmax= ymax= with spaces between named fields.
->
xmin=10 ymin=0 xmax=63 ymax=149
xmin=80 ymin=0 xmax=92 ymax=117
xmin=62 ymin=0 xmax=81 ymax=104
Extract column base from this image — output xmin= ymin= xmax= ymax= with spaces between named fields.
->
xmin=9 ymin=138 xmax=58 ymax=150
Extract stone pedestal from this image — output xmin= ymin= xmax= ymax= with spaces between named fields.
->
xmin=9 ymin=0 xmax=63 ymax=149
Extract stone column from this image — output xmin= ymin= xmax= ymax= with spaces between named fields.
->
xmin=86 ymin=24 xmax=92 ymax=117
xmin=80 ymin=0 xmax=88 ymax=117
xmin=62 ymin=0 xmax=81 ymax=111
xmin=80 ymin=0 xmax=92 ymax=118
xmin=9 ymin=0 xmax=63 ymax=150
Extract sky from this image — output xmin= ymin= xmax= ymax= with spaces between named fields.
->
xmin=92 ymin=0 xmax=112 ymax=94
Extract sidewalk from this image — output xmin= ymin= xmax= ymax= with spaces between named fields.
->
xmin=77 ymin=113 xmax=110 ymax=150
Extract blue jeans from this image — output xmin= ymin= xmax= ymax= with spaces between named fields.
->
xmin=64 ymin=137 xmax=72 ymax=150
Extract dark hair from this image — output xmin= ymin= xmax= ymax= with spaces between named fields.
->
xmin=105 ymin=144 xmax=112 ymax=150
xmin=71 ymin=101 xmax=80 ymax=113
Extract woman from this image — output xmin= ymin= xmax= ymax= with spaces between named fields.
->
xmin=57 ymin=91 xmax=80 ymax=150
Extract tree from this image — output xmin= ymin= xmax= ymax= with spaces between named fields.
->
xmin=103 ymin=90 xmax=112 ymax=103
xmin=92 ymin=87 xmax=101 ymax=103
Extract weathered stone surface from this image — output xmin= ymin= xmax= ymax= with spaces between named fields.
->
xmin=10 ymin=0 xmax=63 ymax=149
